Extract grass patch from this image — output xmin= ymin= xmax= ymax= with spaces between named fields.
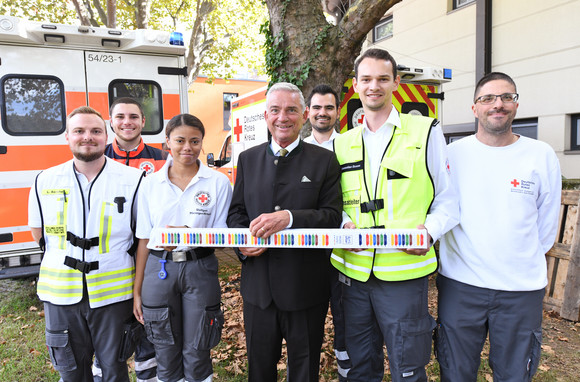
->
xmin=0 ymin=278 xmax=59 ymax=382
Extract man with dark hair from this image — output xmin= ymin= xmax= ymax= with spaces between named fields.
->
xmin=105 ymin=97 xmax=167 ymax=175
xmin=332 ymin=48 xmax=458 ymax=381
xmin=29 ymin=106 xmax=144 ymax=382
xmin=305 ymin=84 xmax=340 ymax=150
xmin=228 ymin=82 xmax=342 ymax=381
xmin=305 ymin=84 xmax=350 ymax=381
xmin=101 ymin=96 xmax=161 ymax=382
xmin=436 ymin=72 xmax=561 ymax=381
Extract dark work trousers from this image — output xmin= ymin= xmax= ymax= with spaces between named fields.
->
xmin=342 ymin=275 xmax=435 ymax=382
xmin=93 ymin=335 xmax=157 ymax=382
xmin=330 ymin=267 xmax=351 ymax=381
xmin=45 ymin=298 xmax=132 ymax=382
xmin=435 ymin=275 xmax=544 ymax=382
xmin=141 ymin=252 xmax=221 ymax=382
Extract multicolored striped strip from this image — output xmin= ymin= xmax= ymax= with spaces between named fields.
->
xmin=151 ymin=228 xmax=428 ymax=249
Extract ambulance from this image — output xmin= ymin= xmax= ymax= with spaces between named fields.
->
xmin=0 ymin=15 xmax=189 ymax=278
xmin=209 ymin=65 xmax=452 ymax=184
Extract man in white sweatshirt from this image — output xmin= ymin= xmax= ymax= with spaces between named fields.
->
xmin=436 ymin=72 xmax=561 ymax=382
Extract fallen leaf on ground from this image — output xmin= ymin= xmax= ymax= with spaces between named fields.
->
xmin=541 ymin=344 xmax=555 ymax=355
xmin=539 ymin=364 xmax=551 ymax=372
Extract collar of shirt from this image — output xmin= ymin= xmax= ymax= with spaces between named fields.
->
xmin=113 ymin=137 xmax=143 ymax=153
xmin=362 ymin=105 xmax=401 ymax=136
xmin=271 ymin=136 xmax=300 ymax=156
xmin=159 ymin=156 xmax=211 ymax=186
xmin=304 ymin=129 xmax=339 ymax=145
xmin=362 ymin=105 xmax=400 ymax=193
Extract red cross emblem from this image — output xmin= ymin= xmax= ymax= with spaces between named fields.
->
xmin=358 ymin=114 xmax=365 ymax=124
xmin=140 ymin=161 xmax=155 ymax=175
xmin=233 ymin=118 xmax=243 ymax=142
xmin=195 ymin=191 xmax=211 ymax=206
xmin=511 ymin=179 xmax=520 ymax=187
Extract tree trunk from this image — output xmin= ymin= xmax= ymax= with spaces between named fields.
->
xmin=186 ymin=0 xmax=215 ymax=84
xmin=265 ymin=0 xmax=401 ymax=103
xmin=135 ymin=0 xmax=151 ymax=29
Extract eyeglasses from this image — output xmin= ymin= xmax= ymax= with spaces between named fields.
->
xmin=475 ymin=93 xmax=519 ymax=105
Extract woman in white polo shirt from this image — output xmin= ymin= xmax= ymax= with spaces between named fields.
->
xmin=133 ymin=113 xmax=232 ymax=382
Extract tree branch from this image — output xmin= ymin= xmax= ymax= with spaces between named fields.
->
xmin=92 ymin=0 xmax=108 ymax=26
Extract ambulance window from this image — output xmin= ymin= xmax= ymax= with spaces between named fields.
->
xmin=1 ymin=75 xmax=65 ymax=136
xmin=223 ymin=93 xmax=238 ymax=131
xmin=109 ymin=80 xmax=163 ymax=134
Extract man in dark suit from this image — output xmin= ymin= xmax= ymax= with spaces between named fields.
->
xmin=227 ymin=82 xmax=342 ymax=382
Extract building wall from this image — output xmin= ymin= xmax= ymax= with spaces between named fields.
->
xmin=367 ymin=0 xmax=580 ymax=178
xmin=188 ymin=77 xmax=267 ymax=164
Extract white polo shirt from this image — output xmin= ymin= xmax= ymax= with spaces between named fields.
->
xmin=136 ymin=156 xmax=232 ymax=250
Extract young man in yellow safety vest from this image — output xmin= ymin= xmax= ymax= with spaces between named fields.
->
xmin=331 ymin=48 xmax=459 ymax=382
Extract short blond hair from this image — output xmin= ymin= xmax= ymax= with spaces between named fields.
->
xmin=66 ymin=106 xmax=106 ymax=131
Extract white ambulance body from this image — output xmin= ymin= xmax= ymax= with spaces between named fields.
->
xmin=0 ymin=15 xmax=188 ymax=278
xmin=211 ymin=86 xmax=268 ymax=184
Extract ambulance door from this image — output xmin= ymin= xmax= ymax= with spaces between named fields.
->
xmin=0 ymin=45 xmax=87 ymax=277
xmin=84 ymin=50 xmax=187 ymax=149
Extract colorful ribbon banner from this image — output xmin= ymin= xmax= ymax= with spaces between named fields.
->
xmin=150 ymin=228 xmax=428 ymax=249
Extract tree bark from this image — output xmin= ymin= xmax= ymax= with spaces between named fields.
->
xmin=135 ymin=0 xmax=151 ymax=29
xmin=264 ymin=0 xmax=401 ymax=103
xmin=186 ymin=0 xmax=215 ymax=84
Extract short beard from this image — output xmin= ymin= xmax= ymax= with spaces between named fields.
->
xmin=312 ymin=123 xmax=335 ymax=133
xmin=73 ymin=151 xmax=104 ymax=162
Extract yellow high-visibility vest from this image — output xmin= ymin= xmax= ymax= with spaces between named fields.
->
xmin=331 ymin=114 xmax=437 ymax=282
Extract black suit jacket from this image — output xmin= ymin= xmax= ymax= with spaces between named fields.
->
xmin=227 ymin=140 xmax=342 ymax=311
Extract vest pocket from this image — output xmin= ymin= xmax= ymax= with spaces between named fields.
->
xmin=398 ymin=315 xmax=436 ymax=371
xmin=195 ymin=303 xmax=224 ymax=350
xmin=142 ymin=305 xmax=174 ymax=346
xmin=45 ymin=328 xmax=76 ymax=372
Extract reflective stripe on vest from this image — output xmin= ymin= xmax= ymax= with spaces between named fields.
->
xmin=99 ymin=202 xmax=113 ymax=254
xmin=37 ymin=266 xmax=84 ymax=301
xmin=332 ymin=114 xmax=437 ymax=282
xmin=86 ymin=266 xmax=135 ymax=303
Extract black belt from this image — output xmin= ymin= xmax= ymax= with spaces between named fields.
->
xmin=64 ymin=256 xmax=99 ymax=273
xmin=150 ymin=248 xmax=214 ymax=262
